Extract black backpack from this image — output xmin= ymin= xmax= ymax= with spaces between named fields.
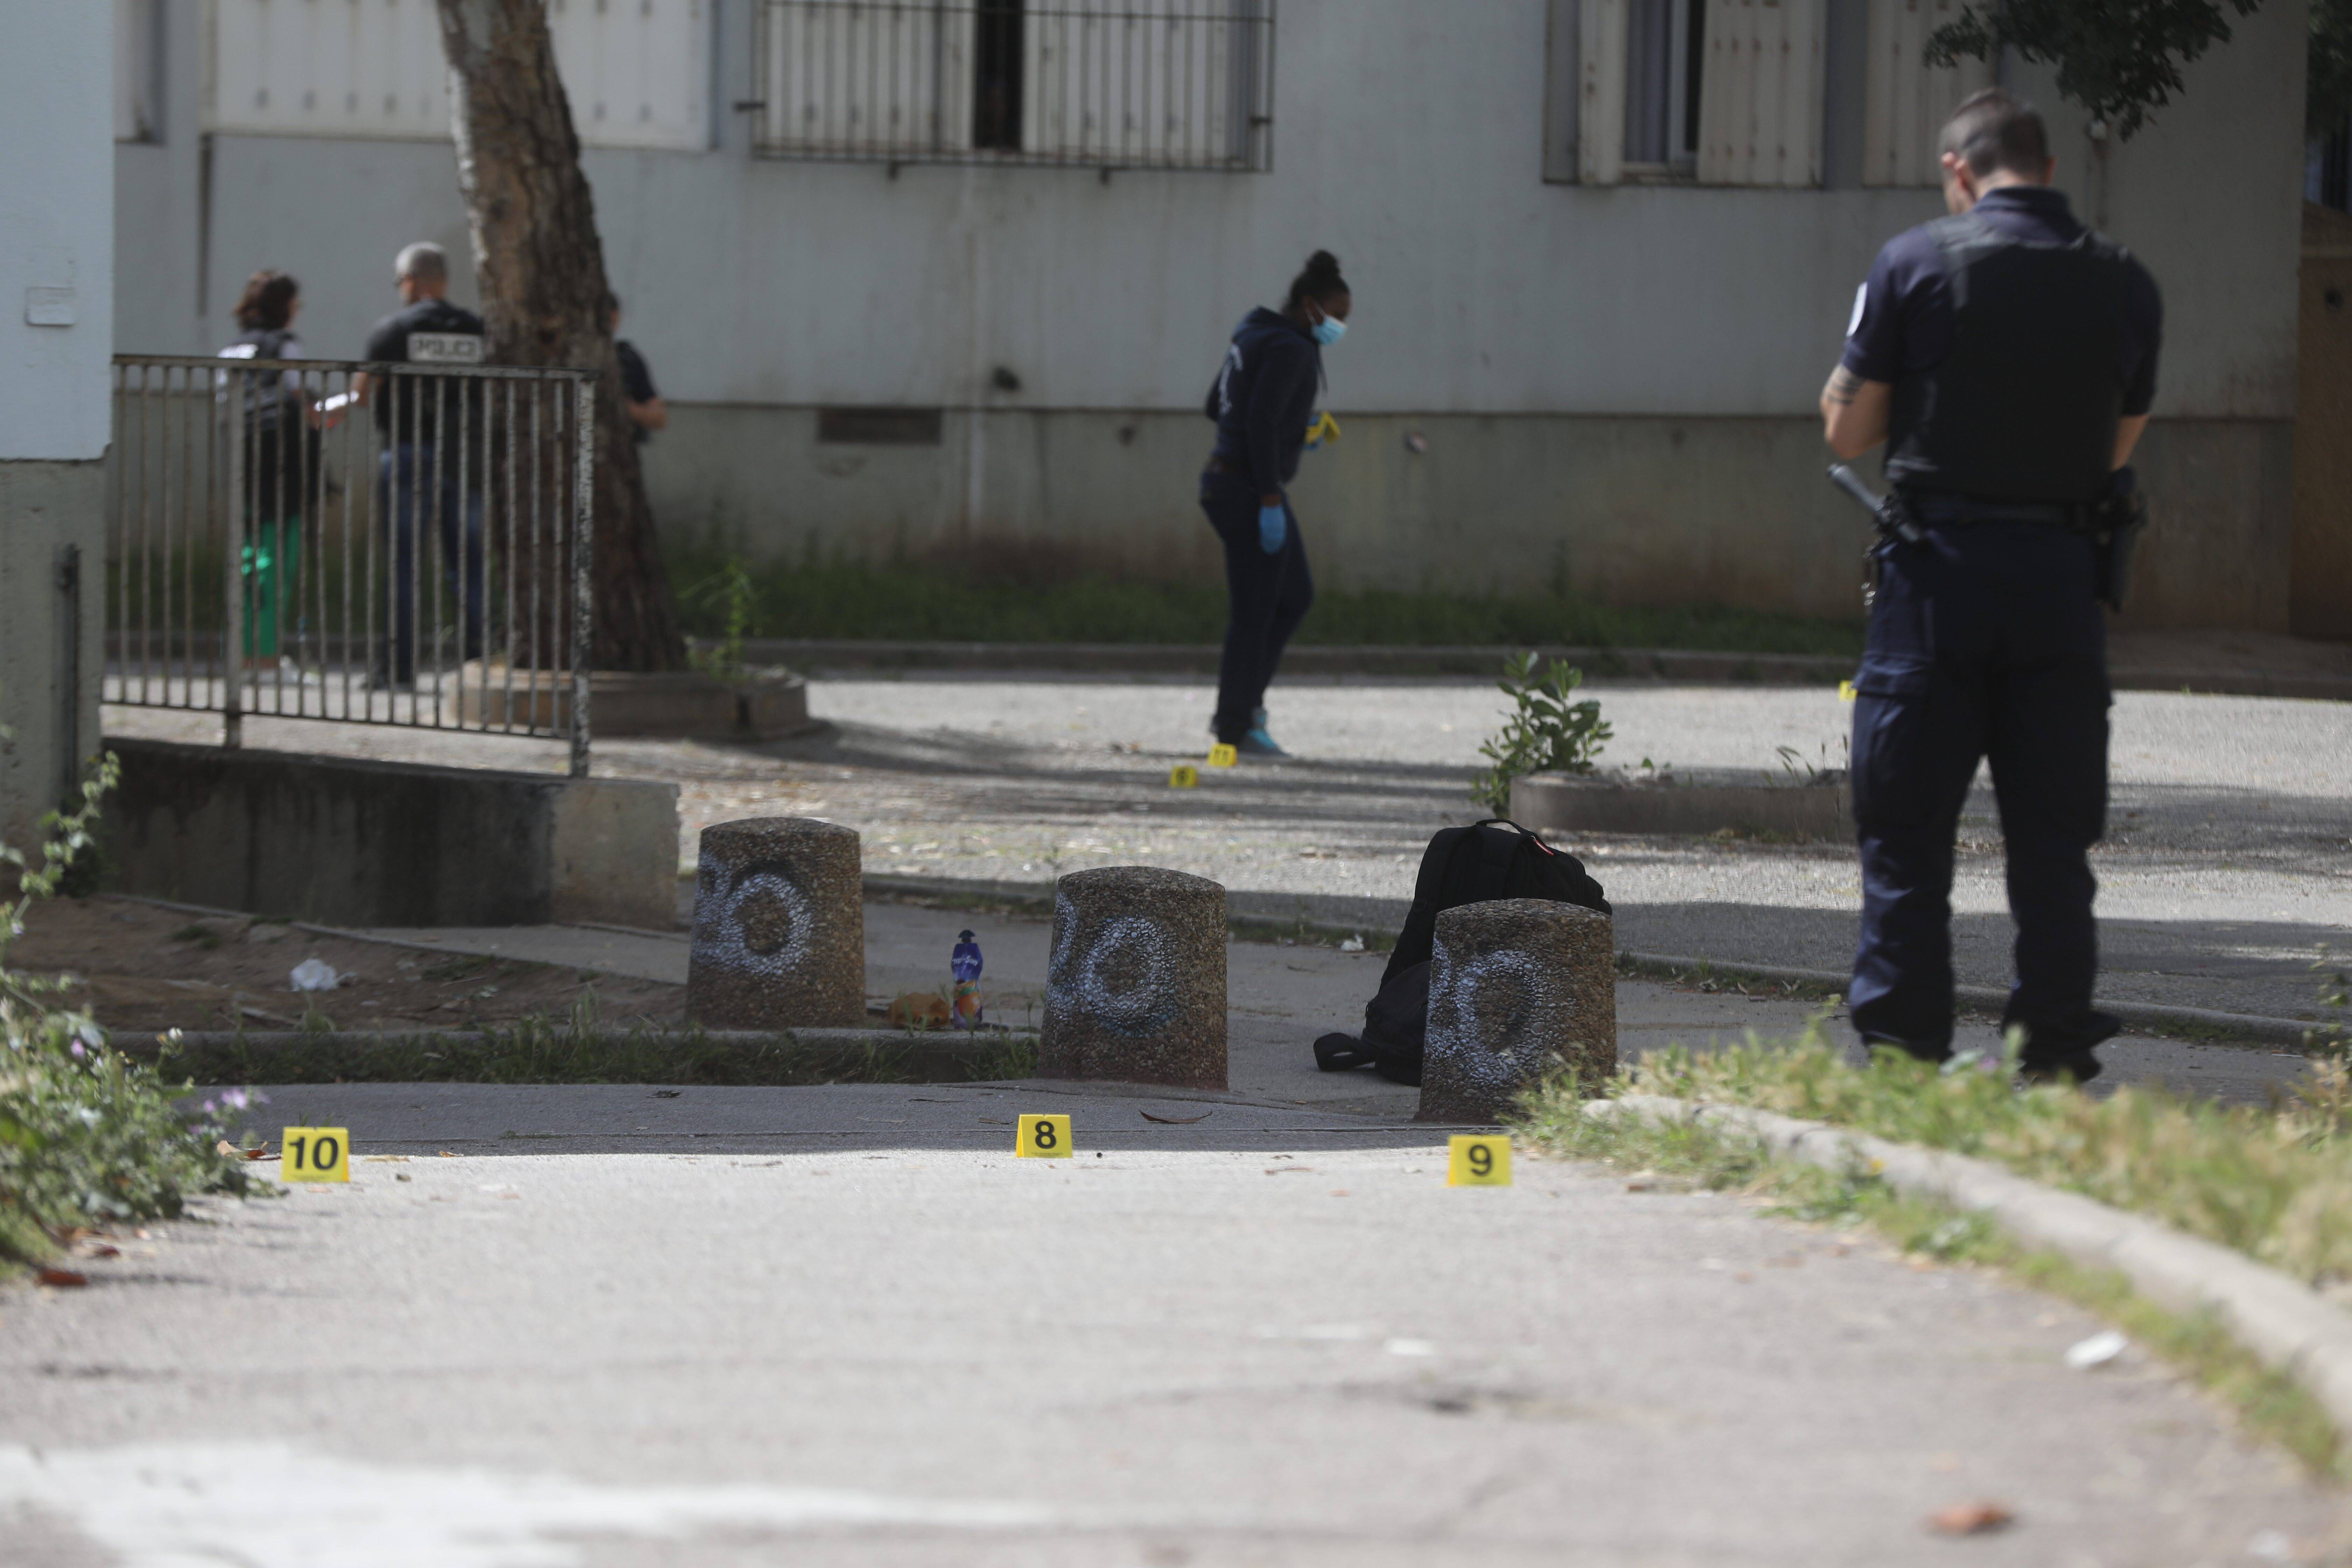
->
xmin=1314 ymin=819 xmax=1610 ymax=1086
xmin=224 ymin=328 xmax=300 ymax=429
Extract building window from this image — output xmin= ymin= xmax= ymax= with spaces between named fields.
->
xmin=1859 ymin=0 xmax=1992 ymax=186
xmin=1622 ymin=0 xmax=1699 ymax=171
xmin=1556 ymin=0 xmax=1823 ymax=187
xmin=973 ymin=0 xmax=1024 ymax=150
xmin=202 ymin=0 xmax=712 ymax=151
xmin=2311 ymin=120 xmax=2352 ymax=214
xmin=749 ymin=0 xmax=1276 ymax=172
xmin=115 ymin=0 xmax=163 ymax=144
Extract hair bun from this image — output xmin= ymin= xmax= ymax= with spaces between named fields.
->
xmin=1304 ymin=249 xmax=1342 ymax=278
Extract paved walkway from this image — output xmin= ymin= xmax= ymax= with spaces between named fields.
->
xmin=6 ymin=1102 xmax=2346 ymax=1566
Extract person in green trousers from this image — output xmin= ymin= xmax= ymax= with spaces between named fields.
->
xmin=219 ymin=270 xmax=312 ymax=664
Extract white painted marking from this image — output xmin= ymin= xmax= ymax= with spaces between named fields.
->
xmin=0 ymin=1442 xmax=1052 ymax=1567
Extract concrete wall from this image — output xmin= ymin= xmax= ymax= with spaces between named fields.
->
xmin=2 ymin=1 xmax=115 ymax=854
xmin=0 ymin=464 xmax=107 ymax=856
xmin=105 ymin=739 xmax=680 ymax=929
xmin=113 ymin=0 xmax=2310 ymax=630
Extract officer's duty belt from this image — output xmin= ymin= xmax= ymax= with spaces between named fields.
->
xmin=1902 ymin=493 xmax=2084 ymax=528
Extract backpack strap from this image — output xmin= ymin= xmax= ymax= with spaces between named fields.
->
xmin=1458 ymin=818 xmax=1552 ymax=888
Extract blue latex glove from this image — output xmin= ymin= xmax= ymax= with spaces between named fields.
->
xmin=1258 ymin=503 xmax=1287 ymax=555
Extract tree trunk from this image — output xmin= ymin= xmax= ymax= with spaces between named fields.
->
xmin=433 ymin=0 xmax=685 ymax=673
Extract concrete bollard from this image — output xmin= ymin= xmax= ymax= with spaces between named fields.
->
xmin=1041 ymin=866 xmax=1227 ymax=1089
xmin=1416 ymin=898 xmax=1615 ymax=1124
xmin=687 ymin=817 xmax=864 ymax=1029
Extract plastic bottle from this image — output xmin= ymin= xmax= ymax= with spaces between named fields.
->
xmin=951 ymin=929 xmax=984 ymax=1030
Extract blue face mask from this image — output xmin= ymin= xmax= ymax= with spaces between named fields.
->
xmin=1312 ymin=314 xmax=1347 ymax=348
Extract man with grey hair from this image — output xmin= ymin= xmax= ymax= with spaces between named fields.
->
xmin=1817 ymin=88 xmax=2162 ymax=1086
xmin=358 ymin=241 xmax=488 ymax=687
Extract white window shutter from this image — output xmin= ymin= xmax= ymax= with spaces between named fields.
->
xmin=1028 ymin=5 xmax=1241 ymax=164
xmin=1579 ymin=0 xmax=1628 ymax=185
xmin=1696 ymin=0 xmax=1823 ymax=187
xmin=547 ymin=0 xmax=713 ymax=153
xmin=760 ymin=0 xmax=973 ymax=158
xmin=204 ymin=0 xmax=448 ymax=140
xmin=1861 ymin=0 xmax=1994 ymax=187
xmin=205 ymin=0 xmax=709 ymax=150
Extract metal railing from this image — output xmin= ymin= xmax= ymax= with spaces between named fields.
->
xmin=748 ymin=0 xmax=1275 ymax=171
xmin=106 ymin=355 xmax=597 ymax=777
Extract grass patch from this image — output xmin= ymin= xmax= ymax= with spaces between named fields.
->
xmin=669 ymin=552 xmax=1865 ymax=657
xmin=1519 ymin=1019 xmax=2352 ymax=1292
xmin=1524 ymin=1085 xmax=2346 ymax=1478
xmin=145 ymin=1013 xmax=1039 ymax=1088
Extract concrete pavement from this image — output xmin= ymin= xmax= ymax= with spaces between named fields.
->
xmin=6 ymin=1124 xmax=2346 ymax=1566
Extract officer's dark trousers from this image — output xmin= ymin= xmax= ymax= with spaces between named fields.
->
xmin=1200 ymin=469 xmax=1314 ymax=742
xmin=1849 ymin=522 xmax=2114 ymax=1063
xmin=377 ymin=442 xmax=485 ymax=686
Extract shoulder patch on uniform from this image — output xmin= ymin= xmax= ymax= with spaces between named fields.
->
xmin=1847 ymin=281 xmax=1868 ymax=339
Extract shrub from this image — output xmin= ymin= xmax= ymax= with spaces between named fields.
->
xmin=0 ymin=749 xmax=267 ymax=1270
xmin=1470 ymin=651 xmax=1611 ymax=814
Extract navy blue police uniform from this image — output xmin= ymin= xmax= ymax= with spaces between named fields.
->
xmin=364 ymin=296 xmax=489 ymax=685
xmin=1202 ymin=307 xmax=1321 ymax=746
xmin=1842 ymin=184 xmax=2162 ymax=1079
xmin=616 ymin=338 xmax=658 ymax=443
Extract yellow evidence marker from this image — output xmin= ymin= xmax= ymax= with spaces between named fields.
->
xmin=1168 ymin=764 xmax=1200 ymax=788
xmin=281 ymin=1126 xmax=351 ymax=1183
xmin=1447 ymin=1134 xmax=1512 ymax=1186
xmin=1015 ymin=1114 xmax=1074 ymax=1158
xmin=1205 ymin=743 xmax=1239 ymax=768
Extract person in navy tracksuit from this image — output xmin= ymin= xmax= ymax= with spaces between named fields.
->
xmin=1200 ymin=250 xmax=1352 ymax=757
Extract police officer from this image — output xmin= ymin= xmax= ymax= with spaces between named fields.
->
xmin=608 ymin=292 xmax=667 ymax=442
xmin=1200 ymin=249 xmax=1351 ymax=758
xmin=355 ymin=241 xmax=488 ymax=688
xmin=1821 ymin=89 xmax=2162 ymax=1084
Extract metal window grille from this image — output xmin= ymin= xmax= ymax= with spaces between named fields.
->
xmin=748 ymin=0 xmax=1275 ymax=171
xmin=105 ymin=356 xmax=598 ymax=777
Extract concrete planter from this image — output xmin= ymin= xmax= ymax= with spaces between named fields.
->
xmin=104 ymin=738 xmax=679 ymax=928
xmin=456 ymin=664 xmax=817 ymax=740
xmin=1511 ymin=767 xmax=1851 ymax=839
